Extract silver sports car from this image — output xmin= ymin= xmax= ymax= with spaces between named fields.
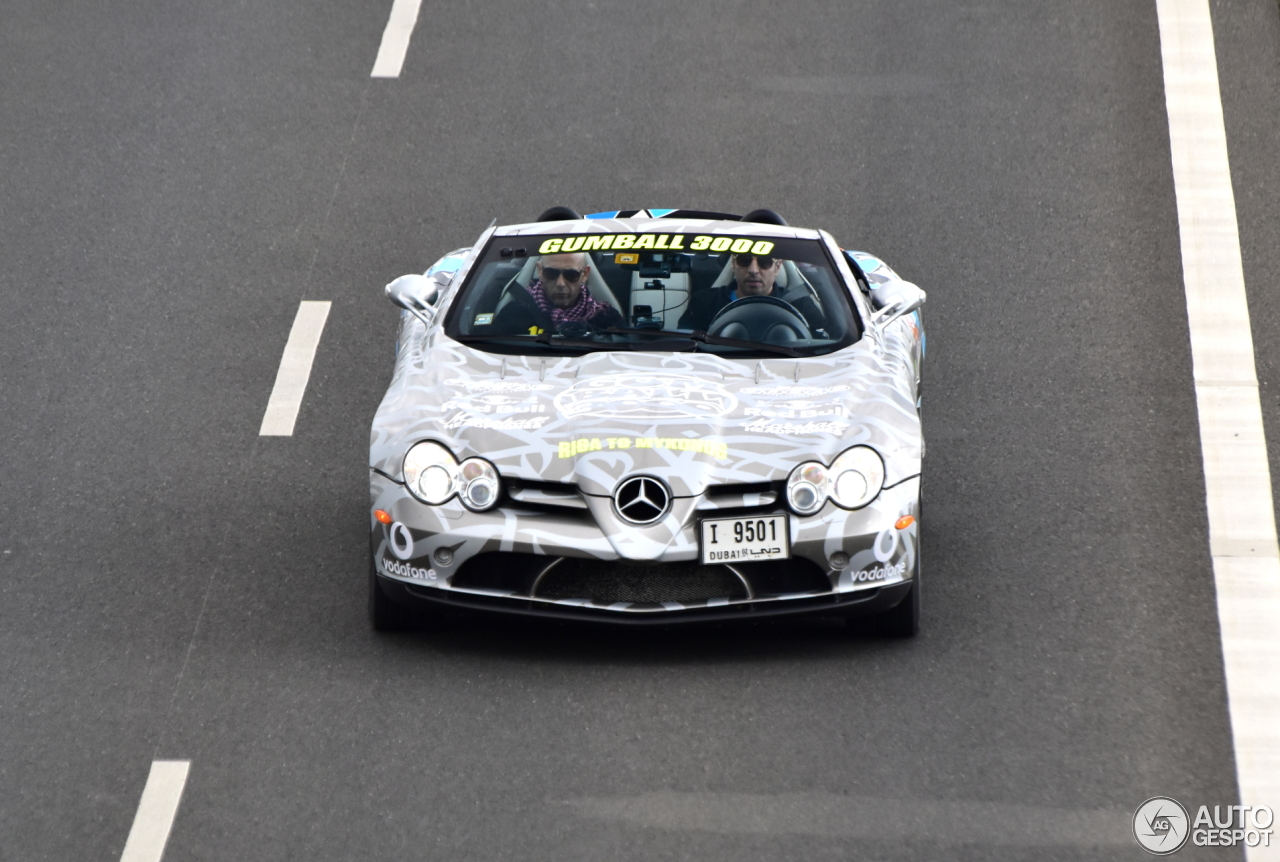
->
xmin=368 ymin=208 xmax=926 ymax=634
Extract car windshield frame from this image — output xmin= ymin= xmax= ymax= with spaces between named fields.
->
xmin=440 ymin=225 xmax=864 ymax=358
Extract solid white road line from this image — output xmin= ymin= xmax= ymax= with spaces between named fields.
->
xmin=371 ymin=0 xmax=424 ymax=79
xmin=119 ymin=761 xmax=190 ymax=862
xmin=259 ymin=301 xmax=332 ymax=436
xmin=1156 ymin=1 xmax=1280 ymax=857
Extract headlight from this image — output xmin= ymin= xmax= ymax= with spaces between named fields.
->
xmin=786 ymin=446 xmax=885 ymax=514
xmin=828 ymin=446 xmax=884 ymax=509
xmin=402 ymin=441 xmax=501 ymax=511
xmin=787 ymin=463 xmax=827 ymax=515
xmin=403 ymin=441 xmax=457 ymax=504
xmin=457 ymin=458 xmax=499 ymax=511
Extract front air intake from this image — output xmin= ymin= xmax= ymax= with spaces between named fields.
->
xmin=531 ymin=559 xmax=750 ymax=604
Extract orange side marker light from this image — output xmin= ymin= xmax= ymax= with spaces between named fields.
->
xmin=374 ymin=509 xmax=393 ymax=525
xmin=895 ymin=515 xmax=915 ymax=530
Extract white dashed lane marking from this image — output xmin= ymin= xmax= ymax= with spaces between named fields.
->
xmin=119 ymin=761 xmax=189 ymax=862
xmin=1156 ymin=1 xmax=1280 ymax=856
xmin=371 ymin=0 xmax=424 ymax=79
xmin=259 ymin=301 xmax=332 ymax=436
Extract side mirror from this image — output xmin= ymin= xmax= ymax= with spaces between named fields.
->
xmin=870 ymin=280 xmax=926 ymax=327
xmin=385 ymin=273 xmax=444 ymax=326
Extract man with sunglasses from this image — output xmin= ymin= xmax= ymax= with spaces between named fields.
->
xmin=494 ymin=252 xmax=624 ymax=335
xmin=677 ymin=252 xmax=825 ymax=333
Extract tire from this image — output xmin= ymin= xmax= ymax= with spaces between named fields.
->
xmin=875 ymin=492 xmax=923 ymax=637
xmin=872 ymin=575 xmax=919 ymax=638
xmin=852 ymin=529 xmax=921 ymax=638
xmin=368 ymin=556 xmax=417 ymax=632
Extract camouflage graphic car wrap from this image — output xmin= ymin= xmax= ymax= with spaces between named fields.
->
xmin=369 ymin=216 xmax=925 ymax=620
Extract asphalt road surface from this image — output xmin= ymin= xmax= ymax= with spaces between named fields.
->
xmin=2 ymin=0 xmax=1278 ymax=860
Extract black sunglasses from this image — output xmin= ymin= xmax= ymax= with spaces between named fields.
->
xmin=734 ymin=253 xmax=776 ymax=269
xmin=541 ymin=266 xmax=585 ymax=283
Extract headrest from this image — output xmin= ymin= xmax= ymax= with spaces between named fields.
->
xmin=511 ymin=254 xmax=622 ymax=311
xmin=536 ymin=206 xmax=581 ymax=222
xmin=740 ymin=209 xmax=788 ymax=226
xmin=710 ymin=257 xmax=795 ymax=290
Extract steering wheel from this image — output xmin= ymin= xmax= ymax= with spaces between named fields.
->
xmin=707 ymin=295 xmax=812 ymax=343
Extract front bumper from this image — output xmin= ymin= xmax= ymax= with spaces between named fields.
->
xmin=369 ymin=471 xmax=920 ymax=623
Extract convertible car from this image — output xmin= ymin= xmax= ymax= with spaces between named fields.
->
xmin=368 ymin=208 xmax=926 ymax=634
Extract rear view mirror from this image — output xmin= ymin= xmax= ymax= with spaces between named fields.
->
xmin=870 ymin=279 xmax=926 ymax=327
xmin=385 ymin=273 xmax=445 ymax=326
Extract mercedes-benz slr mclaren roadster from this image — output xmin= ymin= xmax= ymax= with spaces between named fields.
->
xmin=368 ymin=208 xmax=926 ymax=634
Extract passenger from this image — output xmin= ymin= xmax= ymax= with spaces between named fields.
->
xmin=494 ymin=252 xmax=624 ymax=335
xmin=678 ymin=252 xmax=825 ymax=332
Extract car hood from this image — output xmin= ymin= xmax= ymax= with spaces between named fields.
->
xmin=371 ymin=340 xmax=921 ymax=497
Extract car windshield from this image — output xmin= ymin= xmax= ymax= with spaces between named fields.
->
xmin=442 ymin=229 xmax=862 ymax=357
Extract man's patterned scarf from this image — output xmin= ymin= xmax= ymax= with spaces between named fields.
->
xmin=524 ymin=278 xmax=611 ymax=325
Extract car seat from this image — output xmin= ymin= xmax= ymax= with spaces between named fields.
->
xmin=707 ymin=257 xmax=817 ymax=309
xmin=493 ymin=254 xmax=624 ymax=319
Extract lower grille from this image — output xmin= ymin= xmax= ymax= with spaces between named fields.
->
xmin=532 ymin=559 xmax=750 ymax=604
xmin=445 ymin=552 xmax=834 ymax=606
xmin=450 ymin=552 xmax=548 ymax=594
xmin=736 ymin=558 xmax=832 ymax=596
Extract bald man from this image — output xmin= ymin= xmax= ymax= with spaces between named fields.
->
xmin=494 ymin=252 xmax=624 ymax=335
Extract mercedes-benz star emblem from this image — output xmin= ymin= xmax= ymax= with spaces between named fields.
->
xmin=614 ymin=476 xmax=671 ymax=525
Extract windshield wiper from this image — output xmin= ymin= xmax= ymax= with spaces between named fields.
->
xmin=455 ymin=333 xmax=703 ymax=353
xmin=602 ymin=327 xmax=801 ymax=357
xmin=453 ymin=333 xmax=604 ymax=350
xmin=456 ymin=329 xmax=801 ymax=357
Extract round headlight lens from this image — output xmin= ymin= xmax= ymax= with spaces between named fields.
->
xmin=418 ymin=465 xmax=453 ymax=502
xmin=833 ymin=470 xmax=868 ymax=503
xmin=787 ymin=462 xmax=827 ymax=515
xmin=403 ymin=441 xmax=457 ymax=504
xmin=465 ymin=478 xmax=496 ymax=509
xmin=789 ymin=482 xmax=821 ymax=513
xmin=828 ymin=446 xmax=884 ymax=509
xmin=457 ymin=457 xmax=500 ymax=512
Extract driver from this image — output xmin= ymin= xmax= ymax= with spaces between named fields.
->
xmin=677 ymin=251 xmax=825 ymax=332
xmin=494 ymin=252 xmax=624 ymax=335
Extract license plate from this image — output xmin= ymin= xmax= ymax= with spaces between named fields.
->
xmin=700 ymin=515 xmax=790 ymax=564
